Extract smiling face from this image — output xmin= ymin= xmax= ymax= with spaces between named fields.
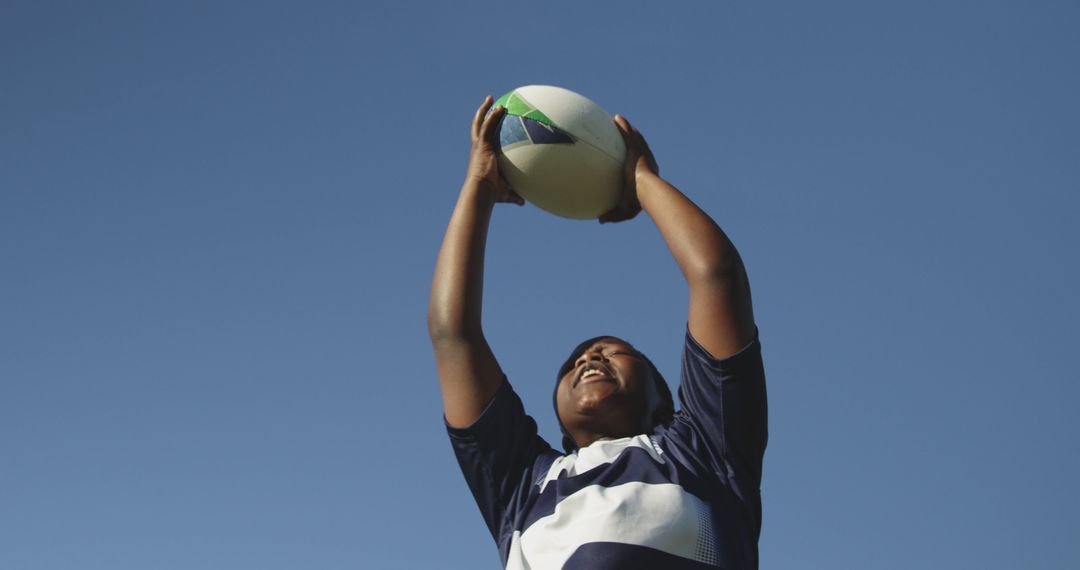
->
xmin=555 ymin=337 xmax=661 ymax=449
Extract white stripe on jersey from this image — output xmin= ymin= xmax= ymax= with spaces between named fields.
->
xmin=538 ymin=434 xmax=665 ymax=492
xmin=509 ymin=435 xmax=717 ymax=569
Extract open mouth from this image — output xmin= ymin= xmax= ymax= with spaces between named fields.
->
xmin=576 ymin=364 xmax=615 ymax=387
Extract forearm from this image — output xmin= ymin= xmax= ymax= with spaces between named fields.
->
xmin=637 ymin=172 xmax=744 ymax=283
xmin=430 ymin=97 xmax=517 ymax=426
xmin=427 ymin=179 xmax=497 ymax=342
xmin=637 ymin=171 xmax=755 ymax=356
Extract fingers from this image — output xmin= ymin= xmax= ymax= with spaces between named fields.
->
xmin=614 ymin=114 xmax=644 ymax=152
xmin=614 ymin=114 xmax=633 ymax=140
xmin=615 ymin=114 xmax=650 ymax=143
xmin=478 ymin=103 xmax=506 ymax=146
xmin=598 ymin=205 xmax=638 ymax=224
xmin=614 ymin=114 xmax=643 ymax=140
xmin=614 ymin=114 xmax=659 ymax=175
xmin=472 ymin=96 xmax=494 ymax=141
xmin=497 ymin=175 xmax=524 ymax=206
xmin=507 ymin=187 xmax=525 ymax=206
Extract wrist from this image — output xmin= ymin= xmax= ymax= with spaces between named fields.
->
xmin=460 ymin=177 xmax=498 ymax=207
xmin=635 ymin=166 xmax=660 ymax=181
xmin=634 ymin=169 xmax=661 ymax=193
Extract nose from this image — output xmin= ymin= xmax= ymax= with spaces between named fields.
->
xmin=575 ymin=346 xmax=606 ymax=368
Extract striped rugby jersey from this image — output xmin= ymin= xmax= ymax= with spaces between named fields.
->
xmin=447 ymin=331 xmax=767 ymax=569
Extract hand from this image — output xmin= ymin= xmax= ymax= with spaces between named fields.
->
xmin=599 ymin=114 xmax=660 ymax=224
xmin=465 ymin=96 xmax=524 ymax=205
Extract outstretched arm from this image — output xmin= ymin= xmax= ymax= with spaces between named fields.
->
xmin=605 ymin=116 xmax=755 ymax=359
xmin=428 ymin=97 xmax=523 ymax=427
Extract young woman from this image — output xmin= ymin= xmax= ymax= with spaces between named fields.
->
xmin=428 ymin=96 xmax=767 ymax=569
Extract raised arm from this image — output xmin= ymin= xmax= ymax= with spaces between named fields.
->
xmin=428 ymin=97 xmax=523 ymax=427
xmin=604 ymin=116 xmax=756 ymax=359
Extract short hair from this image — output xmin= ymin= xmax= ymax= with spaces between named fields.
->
xmin=553 ymin=336 xmax=675 ymax=454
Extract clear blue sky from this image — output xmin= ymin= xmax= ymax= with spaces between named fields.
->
xmin=3 ymin=1 xmax=1077 ymax=568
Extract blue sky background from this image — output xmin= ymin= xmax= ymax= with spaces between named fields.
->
xmin=3 ymin=1 xmax=1078 ymax=568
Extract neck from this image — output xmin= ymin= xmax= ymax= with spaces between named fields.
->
xmin=570 ymin=425 xmax=643 ymax=450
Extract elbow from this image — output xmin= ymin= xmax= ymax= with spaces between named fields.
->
xmin=427 ymin=306 xmax=480 ymax=345
xmin=426 ymin=306 xmax=455 ymax=343
xmin=684 ymin=251 xmax=743 ymax=286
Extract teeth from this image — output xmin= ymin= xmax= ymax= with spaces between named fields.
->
xmin=582 ymin=369 xmax=604 ymax=379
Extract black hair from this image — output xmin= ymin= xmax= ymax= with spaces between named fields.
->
xmin=553 ymin=335 xmax=675 ymax=454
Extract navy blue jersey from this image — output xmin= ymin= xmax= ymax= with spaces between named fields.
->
xmin=447 ymin=330 xmax=767 ymax=569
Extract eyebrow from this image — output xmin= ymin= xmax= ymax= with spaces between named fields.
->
xmin=595 ymin=343 xmax=643 ymax=358
xmin=559 ymin=340 xmax=641 ymax=376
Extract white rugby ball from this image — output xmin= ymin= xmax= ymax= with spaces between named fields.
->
xmin=494 ymin=85 xmax=625 ymax=220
